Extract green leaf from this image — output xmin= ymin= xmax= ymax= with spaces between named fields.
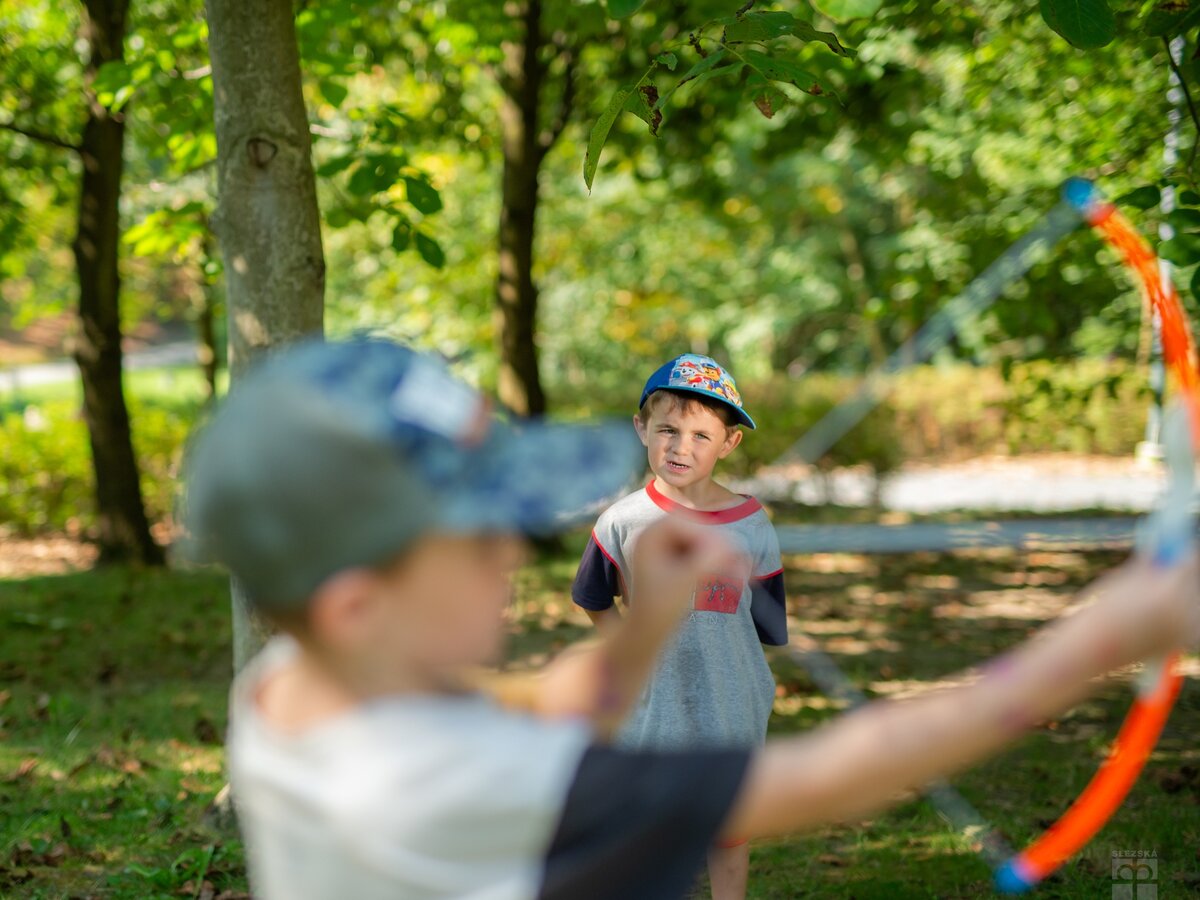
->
xmin=624 ymin=84 xmax=662 ymax=135
xmin=391 ymin=222 xmax=411 ymax=252
xmin=325 ymin=207 xmax=352 ymax=228
xmin=1144 ymin=1 xmax=1200 ymax=38
xmin=655 ymin=48 xmax=731 ymax=109
xmin=792 ymin=21 xmax=855 ymax=57
xmin=584 ymin=83 xmax=634 ymax=190
xmin=1168 ymin=207 xmax=1200 ymax=231
xmin=811 ymin=0 xmax=882 ymax=21
xmin=741 ymin=50 xmax=825 ymax=95
xmin=319 ymin=80 xmax=349 ymax=108
xmin=605 ymin=0 xmax=644 ymax=17
xmin=655 ymin=52 xmax=678 ymax=71
xmin=347 ymin=164 xmax=378 ymax=197
xmin=316 ymin=154 xmax=356 ymax=178
xmin=1039 ymin=0 xmax=1116 ymax=49
xmin=1159 ymin=233 xmax=1200 ymax=265
xmin=415 ymin=232 xmax=445 ymax=268
xmin=93 ymin=61 xmax=137 ymax=111
xmin=1182 ymin=190 xmax=1200 ymax=206
xmin=1115 ymin=185 xmax=1161 ymax=210
xmin=1190 ymin=263 xmax=1200 ymax=298
xmin=720 ymin=12 xmax=855 ymax=60
xmin=724 ymin=11 xmax=798 ymax=42
xmin=404 ymin=177 xmax=442 ymax=215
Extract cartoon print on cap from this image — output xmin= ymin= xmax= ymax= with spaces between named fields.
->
xmin=668 ymin=354 xmax=744 ymax=409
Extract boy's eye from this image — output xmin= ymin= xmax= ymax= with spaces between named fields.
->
xmin=695 ymin=433 xmax=709 ymax=441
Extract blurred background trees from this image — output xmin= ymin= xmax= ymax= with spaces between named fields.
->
xmin=2 ymin=0 xmax=1199 ymax=545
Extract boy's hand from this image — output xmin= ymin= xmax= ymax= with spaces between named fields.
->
xmin=1101 ymin=548 xmax=1200 ymax=659
xmin=627 ymin=519 xmax=732 ymax=627
xmin=522 ymin=520 xmax=735 ymax=736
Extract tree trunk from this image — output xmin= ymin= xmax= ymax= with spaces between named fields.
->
xmin=495 ymin=0 xmax=548 ymax=417
xmin=205 ymin=0 xmax=325 ymax=671
xmin=74 ymin=0 xmax=163 ymax=566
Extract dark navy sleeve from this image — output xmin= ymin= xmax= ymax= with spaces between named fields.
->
xmin=571 ymin=533 xmax=622 ymax=611
xmin=750 ymin=569 xmax=787 ymax=646
xmin=538 ymin=745 xmax=751 ymax=900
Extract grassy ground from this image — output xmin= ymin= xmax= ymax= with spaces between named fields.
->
xmin=3 ymin=533 xmax=1198 ymax=898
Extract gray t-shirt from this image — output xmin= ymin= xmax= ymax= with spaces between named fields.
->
xmin=572 ymin=482 xmax=787 ymax=751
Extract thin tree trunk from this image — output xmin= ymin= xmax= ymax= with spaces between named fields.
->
xmin=495 ymin=0 xmax=548 ymax=417
xmin=205 ymin=0 xmax=325 ymax=671
xmin=74 ymin=0 xmax=163 ymax=566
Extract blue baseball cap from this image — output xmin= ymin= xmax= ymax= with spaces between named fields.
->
xmin=183 ymin=338 xmax=643 ymax=610
xmin=639 ymin=353 xmax=756 ymax=429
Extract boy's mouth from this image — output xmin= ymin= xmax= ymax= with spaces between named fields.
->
xmin=665 ymin=460 xmax=690 ymax=473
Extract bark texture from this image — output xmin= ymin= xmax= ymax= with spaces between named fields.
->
xmin=495 ymin=0 xmax=574 ymax=416
xmin=205 ymin=0 xmax=324 ymax=378
xmin=74 ymin=0 xmax=163 ymax=565
xmin=205 ymin=0 xmax=325 ymax=670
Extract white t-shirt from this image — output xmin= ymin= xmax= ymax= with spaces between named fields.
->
xmin=228 ymin=638 xmax=592 ymax=900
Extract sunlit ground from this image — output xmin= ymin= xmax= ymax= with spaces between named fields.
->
xmin=3 ymin=530 xmax=1198 ymax=898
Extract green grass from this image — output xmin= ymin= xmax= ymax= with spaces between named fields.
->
xmin=3 ymin=537 xmax=1198 ymax=898
xmin=0 ymin=567 xmax=244 ymax=898
xmin=0 ymin=367 xmax=222 ymax=412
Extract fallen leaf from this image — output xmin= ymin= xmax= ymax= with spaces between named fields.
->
xmin=4 ymin=758 xmax=37 ymax=782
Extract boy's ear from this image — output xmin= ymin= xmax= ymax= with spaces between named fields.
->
xmin=632 ymin=413 xmax=650 ymax=447
xmin=717 ymin=426 xmax=743 ymax=458
xmin=308 ymin=568 xmax=385 ymax=647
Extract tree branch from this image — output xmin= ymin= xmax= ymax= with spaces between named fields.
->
xmin=1163 ymin=36 xmax=1200 ymax=179
xmin=0 ymin=118 xmax=81 ymax=153
xmin=538 ymin=41 xmax=578 ymax=157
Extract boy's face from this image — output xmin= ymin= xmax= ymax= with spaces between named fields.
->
xmin=352 ymin=533 xmax=527 ymax=676
xmin=633 ymin=398 xmax=742 ymax=492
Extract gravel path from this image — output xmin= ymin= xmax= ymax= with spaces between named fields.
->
xmin=733 ymin=454 xmax=1169 ymax=515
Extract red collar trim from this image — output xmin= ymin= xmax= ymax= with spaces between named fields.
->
xmin=645 ymin=480 xmax=762 ymax=524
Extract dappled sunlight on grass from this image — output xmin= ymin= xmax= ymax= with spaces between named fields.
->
xmin=2 ymin=531 xmax=1196 ymax=897
xmin=932 ymin=588 xmax=1072 ymax=621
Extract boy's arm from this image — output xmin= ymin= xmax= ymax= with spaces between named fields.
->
xmin=750 ymin=518 xmax=787 ymax=646
xmin=571 ymin=531 xmax=624 ymax=626
xmin=721 ymin=552 xmax=1200 ymax=840
xmin=583 ymin=606 xmax=621 ymax=627
xmin=533 ymin=519 xmax=720 ymax=737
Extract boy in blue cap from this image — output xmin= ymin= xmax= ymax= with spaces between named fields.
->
xmin=185 ymin=337 xmax=1200 ymax=900
xmin=572 ymin=353 xmax=786 ymax=898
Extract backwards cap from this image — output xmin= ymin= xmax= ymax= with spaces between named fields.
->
xmin=183 ymin=338 xmax=642 ymax=610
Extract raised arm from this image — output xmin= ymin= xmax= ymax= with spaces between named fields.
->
xmin=536 ymin=519 xmax=724 ymax=736
xmin=480 ymin=519 xmax=722 ymax=737
xmin=722 ymin=552 xmax=1200 ymax=839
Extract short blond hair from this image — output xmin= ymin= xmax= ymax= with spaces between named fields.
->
xmin=638 ymin=389 xmax=741 ymax=429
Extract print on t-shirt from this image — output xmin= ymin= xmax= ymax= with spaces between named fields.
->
xmin=694 ymin=573 xmax=741 ymax=614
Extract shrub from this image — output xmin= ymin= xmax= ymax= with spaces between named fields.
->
xmin=0 ymin=397 xmax=196 ymax=536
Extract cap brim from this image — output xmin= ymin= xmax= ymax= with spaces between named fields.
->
xmin=437 ymin=419 xmax=645 ymax=535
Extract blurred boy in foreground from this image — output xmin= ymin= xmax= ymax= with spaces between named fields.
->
xmin=185 ymin=338 xmax=1200 ymax=900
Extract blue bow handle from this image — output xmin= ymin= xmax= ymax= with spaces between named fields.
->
xmin=1137 ymin=403 xmax=1196 ymax=568
xmin=1134 ymin=403 xmax=1195 ymax=695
